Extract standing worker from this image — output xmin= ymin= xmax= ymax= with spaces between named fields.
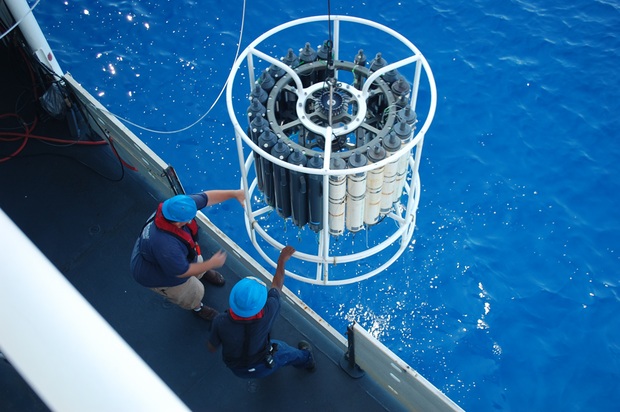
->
xmin=207 ymin=245 xmax=316 ymax=378
xmin=130 ymin=189 xmax=244 ymax=321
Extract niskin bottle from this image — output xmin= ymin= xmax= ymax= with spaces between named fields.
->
xmin=281 ymin=48 xmax=300 ymax=68
xmin=271 ymin=139 xmax=292 ymax=219
xmin=307 ymin=154 xmax=324 ymax=233
xmin=364 ymin=144 xmax=386 ymax=226
xmin=316 ymin=40 xmax=331 ymax=82
xmin=268 ymin=63 xmax=286 ymax=83
xmin=298 ymin=42 xmax=318 ymax=87
xmin=249 ymin=116 xmax=270 ymax=192
xmin=317 ymin=40 xmax=330 ymax=61
xmin=264 ymin=65 xmax=284 ymax=122
xmin=288 ymin=149 xmax=309 ymax=228
xmin=380 ymin=132 xmax=400 ymax=215
xmin=368 ymin=52 xmax=387 ymax=72
xmin=382 ymin=68 xmax=401 ymax=87
xmin=250 ymin=86 xmax=268 ymax=106
xmin=346 ymin=152 xmax=368 ymax=233
xmin=353 ymin=49 xmax=366 ymax=90
xmin=258 ymin=69 xmax=275 ymax=95
xmin=397 ymin=104 xmax=417 ymax=126
xmin=247 ymin=98 xmax=266 ymax=126
xmin=257 ymin=131 xmax=278 ymax=207
xmin=367 ymin=52 xmax=389 ymax=116
xmin=392 ymin=121 xmax=413 ymax=204
xmin=391 ymin=77 xmax=411 ymax=108
xmin=280 ymin=49 xmax=299 ymax=114
xmin=328 ymin=157 xmax=347 ymax=237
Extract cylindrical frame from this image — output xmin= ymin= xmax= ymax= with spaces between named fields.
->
xmin=227 ymin=16 xmax=437 ymax=285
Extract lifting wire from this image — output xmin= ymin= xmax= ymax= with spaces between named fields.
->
xmin=326 ymin=0 xmax=336 ymax=138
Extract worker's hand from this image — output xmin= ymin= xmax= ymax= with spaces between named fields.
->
xmin=234 ymin=189 xmax=246 ymax=208
xmin=209 ymin=250 xmax=227 ymax=269
xmin=278 ymin=245 xmax=296 ymax=264
xmin=207 ymin=340 xmax=219 ymax=353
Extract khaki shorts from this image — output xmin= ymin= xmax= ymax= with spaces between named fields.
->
xmin=149 ymin=273 xmax=204 ymax=310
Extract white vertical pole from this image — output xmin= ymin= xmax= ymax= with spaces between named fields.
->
xmin=321 ymin=125 xmax=335 ymax=284
xmin=5 ymin=0 xmax=64 ymax=77
xmin=333 ymin=18 xmax=340 ymax=68
xmin=247 ymin=52 xmax=256 ymax=90
xmin=410 ymin=59 xmax=423 ymax=111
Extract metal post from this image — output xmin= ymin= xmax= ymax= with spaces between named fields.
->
xmin=5 ymin=0 xmax=64 ymax=77
xmin=339 ymin=323 xmax=365 ymax=378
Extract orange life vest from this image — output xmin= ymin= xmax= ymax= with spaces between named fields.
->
xmin=152 ymin=202 xmax=201 ymax=261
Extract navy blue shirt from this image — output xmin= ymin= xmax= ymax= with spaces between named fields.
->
xmin=209 ymin=288 xmax=281 ymax=368
xmin=130 ymin=193 xmax=208 ymax=287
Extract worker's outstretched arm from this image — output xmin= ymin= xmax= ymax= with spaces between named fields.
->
xmin=271 ymin=245 xmax=295 ymax=293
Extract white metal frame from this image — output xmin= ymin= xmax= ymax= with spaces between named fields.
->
xmin=226 ymin=15 xmax=437 ymax=285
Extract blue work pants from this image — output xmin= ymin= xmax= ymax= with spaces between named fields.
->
xmin=229 ymin=339 xmax=312 ymax=379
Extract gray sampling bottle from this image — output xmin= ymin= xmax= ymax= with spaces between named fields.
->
xmin=257 ymin=131 xmax=278 ymax=207
xmin=271 ymin=139 xmax=292 ymax=218
xmin=288 ymin=149 xmax=309 ymax=228
xmin=307 ymin=153 xmax=324 ymax=233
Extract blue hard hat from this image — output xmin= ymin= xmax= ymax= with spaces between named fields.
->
xmin=229 ymin=277 xmax=268 ymax=318
xmin=162 ymin=195 xmax=197 ymax=222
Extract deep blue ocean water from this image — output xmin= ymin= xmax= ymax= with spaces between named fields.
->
xmin=34 ymin=0 xmax=620 ymax=410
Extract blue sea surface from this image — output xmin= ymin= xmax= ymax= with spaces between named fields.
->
xmin=35 ymin=0 xmax=620 ymax=410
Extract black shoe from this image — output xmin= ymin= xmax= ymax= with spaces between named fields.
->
xmin=201 ymin=270 xmax=225 ymax=287
xmin=194 ymin=305 xmax=218 ymax=321
xmin=298 ymin=340 xmax=316 ymax=372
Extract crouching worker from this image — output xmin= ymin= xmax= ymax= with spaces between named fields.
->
xmin=131 ymin=190 xmax=244 ymax=321
xmin=207 ymin=246 xmax=316 ymax=378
